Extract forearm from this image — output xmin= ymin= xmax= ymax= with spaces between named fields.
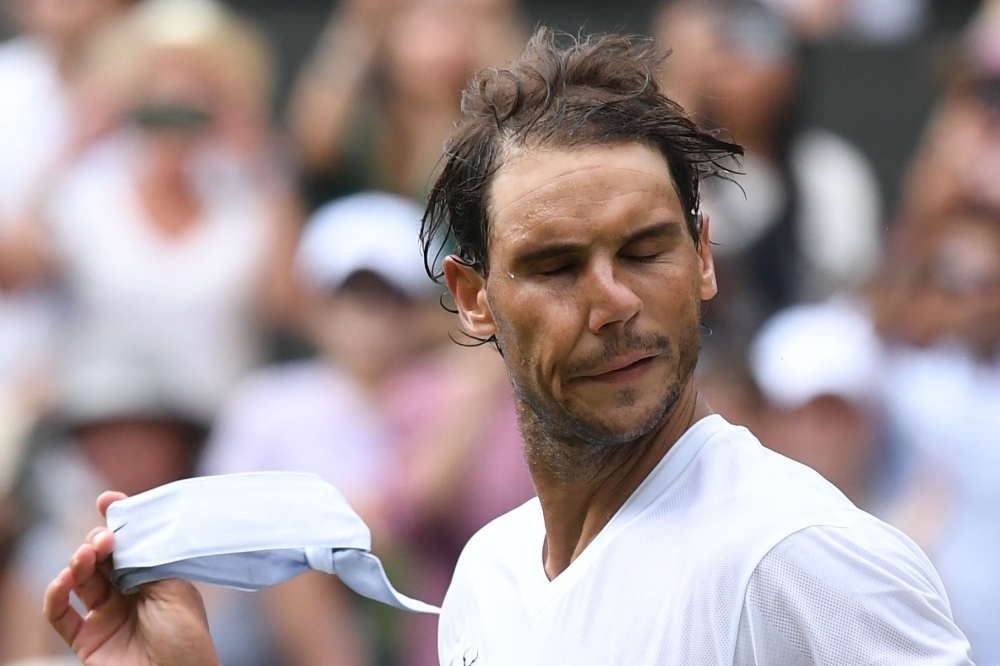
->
xmin=286 ymin=8 xmax=382 ymax=173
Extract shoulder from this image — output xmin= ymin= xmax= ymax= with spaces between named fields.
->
xmin=443 ymin=497 xmax=541 ymax=613
xmin=754 ymin=518 xmax=947 ymax=604
xmin=665 ymin=420 xmax=876 ymax=575
xmin=439 ymin=498 xmax=540 ymax=663
xmin=694 ymin=419 xmax=856 ymax=513
xmin=453 ymin=497 xmax=542 ymax=579
xmin=736 ymin=521 xmax=972 ymax=662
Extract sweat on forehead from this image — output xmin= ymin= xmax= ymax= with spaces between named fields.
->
xmin=485 ymin=141 xmax=683 ymax=224
xmin=420 ymin=28 xmax=742 ymax=280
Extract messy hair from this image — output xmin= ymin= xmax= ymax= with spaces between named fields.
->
xmin=421 ymin=27 xmax=743 ymax=280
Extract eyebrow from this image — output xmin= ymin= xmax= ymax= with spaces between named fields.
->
xmin=509 ymin=220 xmax=685 ymax=271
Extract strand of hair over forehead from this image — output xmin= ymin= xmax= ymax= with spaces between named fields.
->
xmin=421 ymin=28 xmax=743 ymax=287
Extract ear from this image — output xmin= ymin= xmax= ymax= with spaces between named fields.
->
xmin=443 ymin=256 xmax=497 ymax=340
xmin=696 ymin=214 xmax=718 ymax=301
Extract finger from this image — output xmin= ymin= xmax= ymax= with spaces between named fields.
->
xmin=90 ymin=527 xmax=115 ymax=560
xmin=44 ymin=568 xmax=84 ymax=646
xmin=70 ymin=543 xmax=112 ymax=611
xmin=97 ymin=491 xmax=128 ymax=518
xmin=90 ymin=528 xmax=117 ymax=580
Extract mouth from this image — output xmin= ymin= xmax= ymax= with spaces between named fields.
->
xmin=574 ymin=353 xmax=659 ymax=384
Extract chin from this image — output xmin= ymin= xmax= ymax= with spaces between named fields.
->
xmin=562 ymin=394 xmax=677 ymax=448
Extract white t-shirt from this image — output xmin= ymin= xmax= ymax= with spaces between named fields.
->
xmin=439 ymin=415 xmax=972 ymax=665
xmin=44 ymin=132 xmax=273 ymax=421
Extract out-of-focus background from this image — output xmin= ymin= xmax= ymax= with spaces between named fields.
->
xmin=0 ymin=0 xmax=997 ymax=664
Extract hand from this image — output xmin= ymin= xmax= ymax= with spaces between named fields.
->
xmin=43 ymin=492 xmax=221 ymax=666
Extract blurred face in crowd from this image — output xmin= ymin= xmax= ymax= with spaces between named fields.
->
xmin=948 ymin=70 xmax=1000 ymax=209
xmin=896 ymin=215 xmax=1000 ymax=353
xmin=310 ymin=271 xmax=423 ymax=388
xmin=762 ymin=395 xmax=874 ymax=505
xmin=710 ymin=47 xmax=796 ymax=143
xmin=76 ymin=418 xmax=200 ymax=496
xmin=447 ymin=143 xmax=717 ymax=447
xmin=7 ymin=0 xmax=126 ymax=45
xmin=654 ymin=1 xmax=724 ymax=116
xmin=695 ymin=11 xmax=799 ymax=145
xmin=383 ymin=0 xmax=514 ymax=103
xmin=922 ymin=217 xmax=1000 ymax=356
xmin=130 ymin=53 xmax=220 ymax=168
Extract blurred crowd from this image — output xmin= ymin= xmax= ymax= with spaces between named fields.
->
xmin=0 ymin=0 xmax=996 ymax=664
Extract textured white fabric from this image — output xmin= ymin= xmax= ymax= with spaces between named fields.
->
xmin=438 ymin=416 xmax=972 ymax=665
xmin=734 ymin=524 xmax=972 ymax=664
xmin=107 ymin=472 xmax=439 ymax=614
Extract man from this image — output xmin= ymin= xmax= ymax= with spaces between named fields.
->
xmin=44 ymin=29 xmax=973 ymax=665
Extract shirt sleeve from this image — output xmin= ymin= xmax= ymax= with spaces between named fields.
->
xmin=733 ymin=522 xmax=974 ymax=665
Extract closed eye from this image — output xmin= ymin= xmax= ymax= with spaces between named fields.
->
xmin=622 ymin=252 xmax=663 ymax=263
xmin=539 ymin=263 xmax=577 ymax=277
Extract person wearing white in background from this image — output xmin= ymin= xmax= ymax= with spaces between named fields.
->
xmin=45 ymin=29 xmax=973 ymax=665
xmin=748 ymin=300 xmax=889 ymax=512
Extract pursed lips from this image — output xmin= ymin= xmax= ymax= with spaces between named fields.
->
xmin=572 ymin=352 xmax=660 ymax=383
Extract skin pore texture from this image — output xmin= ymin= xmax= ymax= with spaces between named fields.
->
xmin=444 ymin=142 xmax=718 ymax=580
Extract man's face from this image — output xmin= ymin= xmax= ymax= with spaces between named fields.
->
xmin=445 ymin=143 xmax=717 ymax=446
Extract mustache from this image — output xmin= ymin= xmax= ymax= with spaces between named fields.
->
xmin=565 ymin=330 xmax=670 ymax=377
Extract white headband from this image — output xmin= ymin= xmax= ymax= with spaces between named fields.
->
xmin=106 ymin=472 xmax=439 ymax=614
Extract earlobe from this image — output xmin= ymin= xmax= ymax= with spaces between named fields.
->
xmin=697 ymin=214 xmax=718 ymax=300
xmin=443 ymin=256 xmax=497 ymax=339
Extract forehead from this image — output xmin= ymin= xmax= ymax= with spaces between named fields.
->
xmin=486 ymin=143 xmax=686 ymax=250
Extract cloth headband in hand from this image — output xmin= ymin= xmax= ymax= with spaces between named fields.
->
xmin=106 ymin=472 xmax=439 ymax=614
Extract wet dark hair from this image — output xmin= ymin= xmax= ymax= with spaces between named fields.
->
xmin=421 ymin=27 xmax=743 ymax=280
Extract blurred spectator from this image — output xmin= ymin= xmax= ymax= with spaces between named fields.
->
xmin=0 ymin=358 xmax=209 ymax=661
xmin=874 ymin=207 xmax=1000 ymax=664
xmin=0 ymin=0 xmax=303 ymax=429
xmin=900 ymin=1 xmax=1000 ymax=224
xmin=286 ymin=0 xmax=525 ymax=206
xmin=202 ymin=191 xmax=534 ymax=666
xmin=0 ymin=0 xmax=131 ymax=568
xmin=749 ymin=299 xmax=888 ymax=510
xmin=757 ymin=0 xmax=928 ymax=42
xmin=655 ymin=0 xmax=883 ymax=350
xmin=0 ymin=0 xmax=304 ymax=661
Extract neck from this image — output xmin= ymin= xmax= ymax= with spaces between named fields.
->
xmin=45 ymin=36 xmax=85 ymax=83
xmin=522 ymin=381 xmax=713 ymax=580
xmin=138 ymin=161 xmax=201 ymax=237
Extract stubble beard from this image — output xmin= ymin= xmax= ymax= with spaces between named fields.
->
xmin=498 ymin=319 xmax=702 ymax=483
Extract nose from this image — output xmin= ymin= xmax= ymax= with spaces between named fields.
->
xmin=585 ymin=258 xmax=642 ymax=334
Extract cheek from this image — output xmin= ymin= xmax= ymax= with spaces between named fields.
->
xmin=492 ymin=286 xmax=582 ymax=377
